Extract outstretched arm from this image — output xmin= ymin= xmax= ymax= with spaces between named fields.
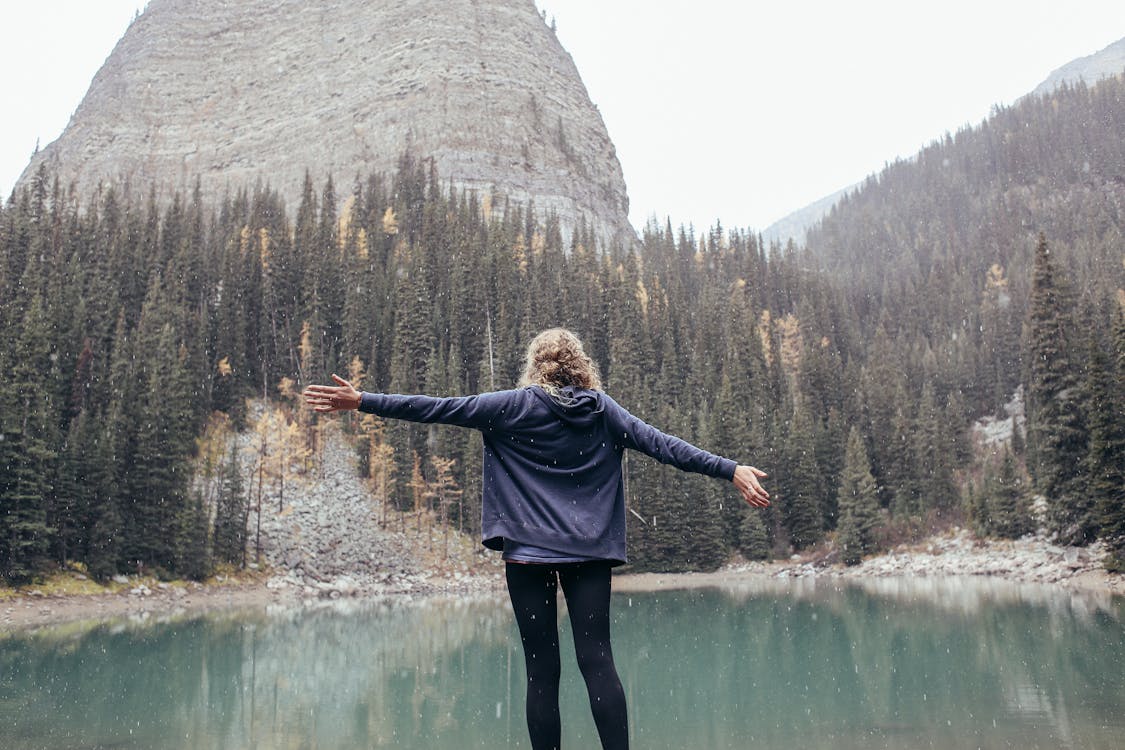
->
xmin=303 ymin=374 xmax=362 ymax=412
xmin=305 ymin=374 xmax=512 ymax=429
xmin=605 ymin=395 xmax=770 ymax=508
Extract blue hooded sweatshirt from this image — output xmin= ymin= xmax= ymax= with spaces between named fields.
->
xmin=358 ymin=385 xmax=737 ymax=565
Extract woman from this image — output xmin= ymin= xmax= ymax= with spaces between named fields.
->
xmin=304 ymin=328 xmax=769 ymax=750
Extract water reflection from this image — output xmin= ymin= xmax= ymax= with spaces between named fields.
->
xmin=1 ymin=580 xmax=1122 ymax=749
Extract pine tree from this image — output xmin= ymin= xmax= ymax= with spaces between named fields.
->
xmin=985 ymin=450 xmax=1032 ymax=539
xmin=738 ymin=507 xmax=771 ymax=560
xmin=814 ymin=408 xmax=846 ymax=529
xmin=0 ymin=293 xmax=56 ymax=582
xmin=213 ymin=445 xmax=248 ymax=566
xmin=317 ymin=175 xmax=344 ymax=374
xmin=54 ymin=409 xmax=93 ymax=565
xmin=979 ymin=262 xmax=1020 ymax=412
xmin=387 ymin=260 xmax=434 ymax=510
xmin=860 ymin=325 xmax=900 ymax=505
xmin=711 ymin=370 xmax=747 ymax=549
xmin=686 ymin=409 xmax=728 ymax=571
xmin=176 ymin=492 xmax=212 ymax=581
xmin=836 ymin=427 xmax=881 ymax=564
xmin=426 ymin=455 xmax=463 ymax=558
xmin=126 ymin=279 xmax=198 ymax=573
xmin=913 ymin=380 xmax=959 ymax=513
xmin=783 ymin=403 xmax=823 ymax=550
xmin=1025 ymin=234 xmax=1091 ymax=544
xmin=1087 ymin=315 xmax=1125 ymax=570
xmin=836 ymin=516 xmax=864 ymax=567
xmin=84 ymin=414 xmax=122 ymax=581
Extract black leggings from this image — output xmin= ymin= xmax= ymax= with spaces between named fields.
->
xmin=505 ymin=561 xmax=629 ymax=750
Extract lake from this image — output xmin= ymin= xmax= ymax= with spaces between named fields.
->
xmin=2 ymin=577 xmax=1123 ymax=749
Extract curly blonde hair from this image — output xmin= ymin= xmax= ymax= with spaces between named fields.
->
xmin=517 ymin=328 xmax=602 ymax=392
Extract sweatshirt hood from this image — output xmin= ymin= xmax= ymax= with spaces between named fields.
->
xmin=529 ymin=385 xmax=605 ymax=424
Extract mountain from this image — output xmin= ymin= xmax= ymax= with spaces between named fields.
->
xmin=17 ymin=0 xmax=634 ymax=248
xmin=764 ymin=37 xmax=1125 ymax=248
xmin=802 ymin=74 xmax=1125 ymax=297
xmin=760 ymin=185 xmax=852 ymax=248
xmin=1030 ymin=36 xmax=1125 ymax=97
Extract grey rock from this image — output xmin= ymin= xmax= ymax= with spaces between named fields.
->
xmin=18 ymin=0 xmax=634 ymax=250
xmin=1030 ymin=37 xmax=1125 ymax=98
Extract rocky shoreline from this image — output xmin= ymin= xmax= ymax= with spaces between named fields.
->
xmin=3 ymin=528 xmax=1121 ymax=631
xmin=724 ymin=527 xmax=1122 ymax=591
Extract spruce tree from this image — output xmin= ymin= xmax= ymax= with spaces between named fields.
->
xmin=685 ymin=409 xmax=728 ymax=571
xmin=979 ymin=262 xmax=1020 ymax=413
xmin=783 ymin=403 xmax=823 ymax=550
xmin=1086 ymin=319 xmax=1125 ymax=570
xmin=213 ymin=445 xmax=248 ymax=566
xmin=860 ymin=325 xmax=899 ymax=504
xmin=0 ymin=293 xmax=56 ymax=582
xmin=85 ymin=414 xmax=122 ymax=581
xmin=1025 ymin=234 xmax=1091 ymax=544
xmin=913 ymin=381 xmax=959 ymax=513
xmin=837 ymin=516 xmax=864 ymax=567
xmin=176 ymin=492 xmax=212 ymax=581
xmin=127 ymin=285 xmax=198 ymax=573
xmin=814 ymin=408 xmax=846 ymax=529
xmin=54 ymin=409 xmax=93 ymax=565
xmin=986 ymin=450 xmax=1032 ymax=539
xmin=738 ymin=506 xmax=771 ymax=560
xmin=711 ymin=370 xmax=748 ymax=549
xmin=887 ymin=384 xmax=918 ymax=516
xmin=836 ymin=427 xmax=881 ymax=564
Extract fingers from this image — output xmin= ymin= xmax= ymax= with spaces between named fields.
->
xmin=740 ymin=486 xmax=769 ymax=508
xmin=303 ymin=396 xmax=337 ymax=412
xmin=303 ymin=385 xmax=341 ymax=412
xmin=303 ymin=384 xmax=341 ymax=396
xmin=331 ymin=373 xmax=354 ymax=388
xmin=735 ymin=465 xmax=770 ymax=508
xmin=744 ymin=488 xmax=770 ymax=507
xmin=741 ymin=467 xmax=769 ymax=498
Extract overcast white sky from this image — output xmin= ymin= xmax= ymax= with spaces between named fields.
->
xmin=2 ymin=1 xmax=1124 ymax=232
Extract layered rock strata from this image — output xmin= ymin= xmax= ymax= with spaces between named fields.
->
xmin=21 ymin=0 xmax=634 ymax=248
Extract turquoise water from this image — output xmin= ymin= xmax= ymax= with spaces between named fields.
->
xmin=1 ymin=577 xmax=1123 ymax=749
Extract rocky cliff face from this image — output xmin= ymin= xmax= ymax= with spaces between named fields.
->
xmin=20 ymin=0 xmax=634 ymax=248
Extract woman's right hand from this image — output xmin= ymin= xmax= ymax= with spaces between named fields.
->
xmin=303 ymin=374 xmax=362 ymax=412
xmin=733 ymin=465 xmax=770 ymax=507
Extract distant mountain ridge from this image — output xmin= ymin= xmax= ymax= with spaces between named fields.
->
xmin=762 ymin=36 xmax=1125 ymax=248
xmin=803 ymin=72 xmax=1125 ymax=300
xmin=1030 ymin=36 xmax=1125 ymax=97
xmin=17 ymin=0 xmax=634 ymax=248
xmin=760 ymin=186 xmax=851 ymax=249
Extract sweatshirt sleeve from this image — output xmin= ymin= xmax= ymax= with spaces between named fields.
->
xmin=357 ymin=390 xmax=516 ymax=430
xmin=604 ymin=396 xmax=737 ymax=481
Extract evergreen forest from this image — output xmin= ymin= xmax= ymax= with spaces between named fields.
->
xmin=1 ymin=74 xmax=1123 ymax=585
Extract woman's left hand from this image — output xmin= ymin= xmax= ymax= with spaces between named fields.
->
xmin=733 ymin=465 xmax=770 ymax=507
xmin=303 ymin=374 xmax=362 ymax=412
